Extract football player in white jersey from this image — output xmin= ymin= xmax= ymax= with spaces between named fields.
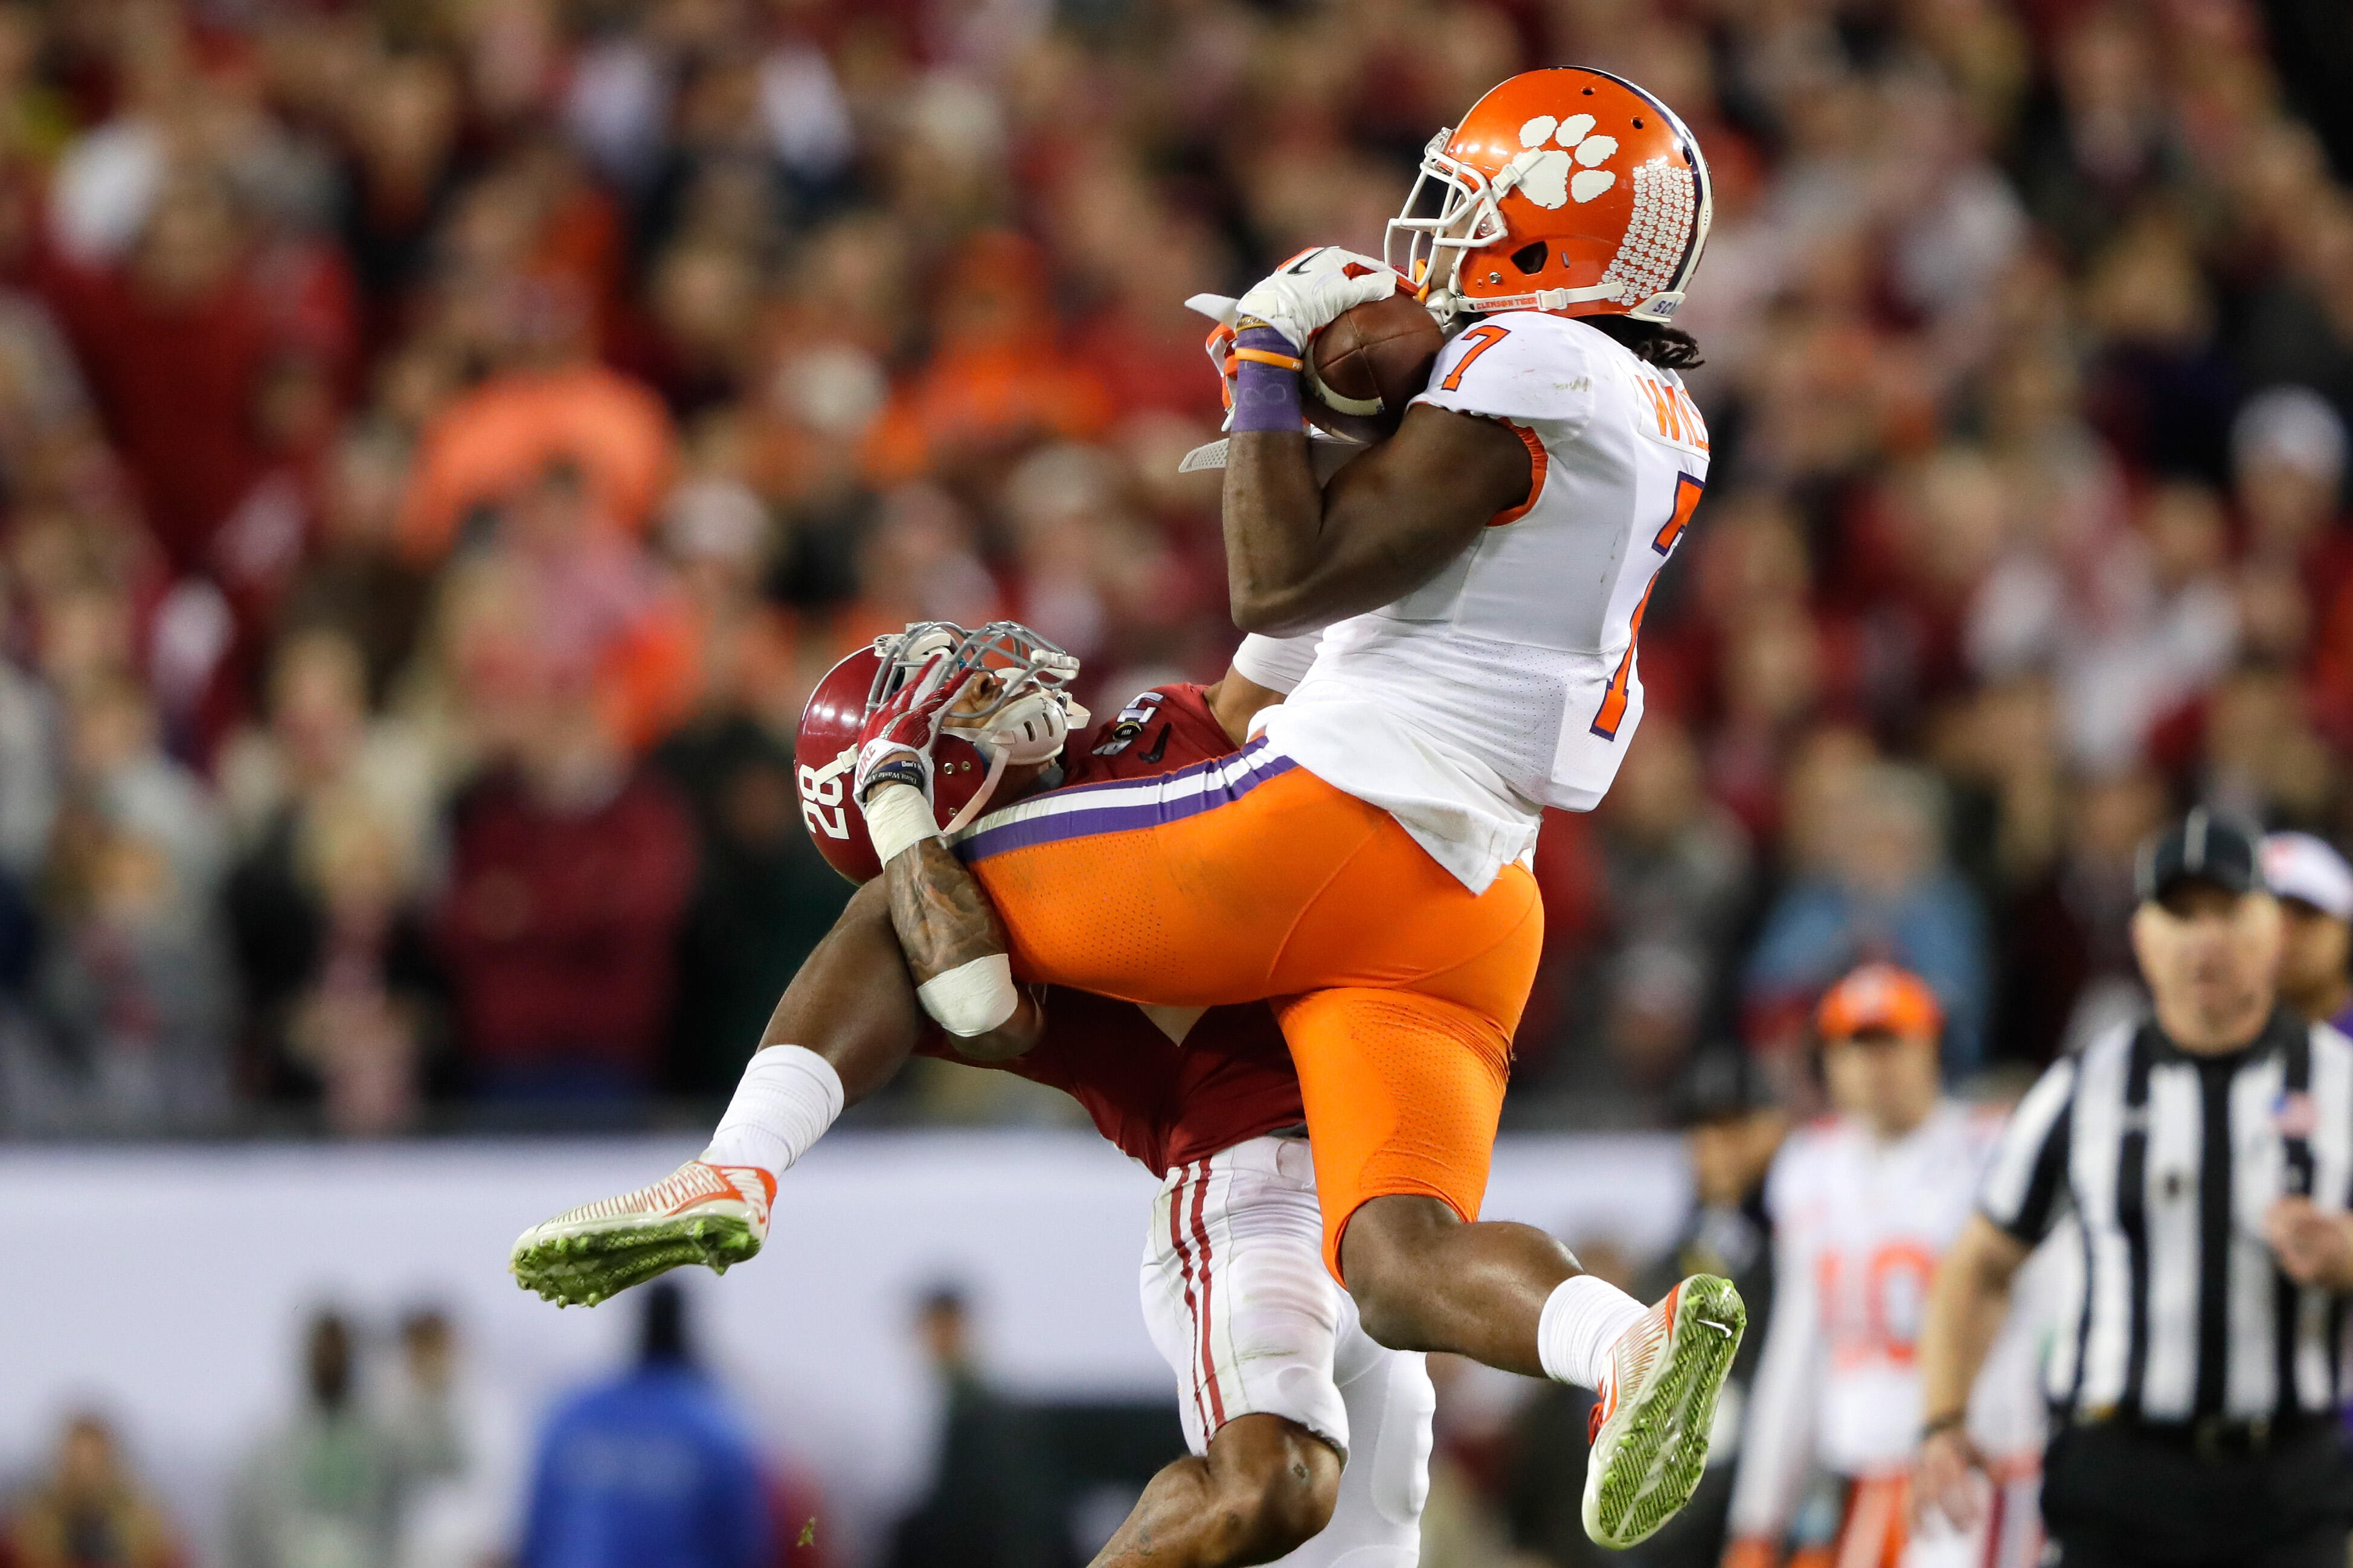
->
xmin=515 ymin=66 xmax=1739 ymax=1550
xmin=1725 ymin=967 xmax=2045 ymax=1568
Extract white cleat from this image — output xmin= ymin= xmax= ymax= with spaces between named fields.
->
xmin=509 ymin=1160 xmax=775 ymax=1307
xmin=1582 ymin=1273 xmax=1747 ymax=1547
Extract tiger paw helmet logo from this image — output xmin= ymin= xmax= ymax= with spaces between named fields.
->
xmin=1509 ymin=114 xmax=1619 ymax=208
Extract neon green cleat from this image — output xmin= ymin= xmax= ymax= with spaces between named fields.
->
xmin=1581 ymin=1273 xmax=1747 ymax=1549
xmin=509 ymin=1160 xmax=775 ymax=1308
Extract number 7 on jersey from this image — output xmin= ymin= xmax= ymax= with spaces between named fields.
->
xmin=1590 ymin=472 xmax=1705 ymax=740
xmin=1439 ymin=324 xmax=1510 ymax=392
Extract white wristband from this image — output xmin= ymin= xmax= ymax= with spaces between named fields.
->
xmin=864 ymin=782 xmax=939 ymax=865
xmin=917 ymin=952 xmax=1020 ymax=1037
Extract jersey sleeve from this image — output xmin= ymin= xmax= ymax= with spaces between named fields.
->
xmin=1230 ymin=632 xmax=1321 ymax=695
xmin=1411 ymin=313 xmax=1601 ymax=432
xmin=1977 ymin=1058 xmax=2076 ymax=1244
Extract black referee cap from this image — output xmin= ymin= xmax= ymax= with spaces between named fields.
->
xmin=1669 ymin=1048 xmax=1777 ymax=1126
xmin=2136 ymin=808 xmax=2265 ymax=904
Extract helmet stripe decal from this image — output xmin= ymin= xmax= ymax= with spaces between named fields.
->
xmin=1576 ymin=66 xmax=1711 ymax=298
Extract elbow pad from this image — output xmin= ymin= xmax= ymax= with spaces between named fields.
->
xmin=917 ymin=953 xmax=1020 ymax=1037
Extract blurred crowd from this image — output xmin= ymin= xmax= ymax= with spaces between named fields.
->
xmin=2 ymin=0 xmax=2353 ymax=1132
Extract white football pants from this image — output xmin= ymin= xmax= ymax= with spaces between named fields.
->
xmin=1140 ymin=1134 xmax=1434 ymax=1567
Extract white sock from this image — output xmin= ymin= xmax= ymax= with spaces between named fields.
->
xmin=1537 ymin=1274 xmax=1648 ymax=1389
xmin=701 ymin=1045 xmax=844 ymax=1186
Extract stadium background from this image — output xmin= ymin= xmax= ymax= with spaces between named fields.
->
xmin=5 ymin=0 xmax=2353 ymax=1561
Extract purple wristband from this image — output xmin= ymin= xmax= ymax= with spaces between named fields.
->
xmin=1230 ymin=325 xmax=1303 ymax=434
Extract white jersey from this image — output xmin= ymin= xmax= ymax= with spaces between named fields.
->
xmin=1260 ymin=310 xmax=1710 ymax=891
xmin=1730 ymin=1102 xmax=2049 ymax=1543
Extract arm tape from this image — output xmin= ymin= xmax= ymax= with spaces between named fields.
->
xmin=917 ymin=953 xmax=1020 ymax=1037
xmin=865 ymin=782 xmax=939 ymax=866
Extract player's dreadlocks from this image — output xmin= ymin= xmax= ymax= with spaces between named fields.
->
xmin=1580 ymin=315 xmax=1704 ymax=371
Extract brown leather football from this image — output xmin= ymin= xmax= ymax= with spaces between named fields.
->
xmin=1305 ymin=290 xmax=1446 ymax=443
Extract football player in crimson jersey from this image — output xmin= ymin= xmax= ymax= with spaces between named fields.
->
xmin=913 ymin=654 xmax=1437 ymax=1568
xmin=521 ymin=626 xmax=1433 ymax=1567
xmin=522 ymin=66 xmax=1743 ymax=1550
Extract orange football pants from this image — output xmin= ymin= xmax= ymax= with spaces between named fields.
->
xmin=958 ymin=740 xmax=1544 ymax=1277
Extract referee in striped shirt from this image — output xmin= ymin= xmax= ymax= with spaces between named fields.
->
xmin=1915 ymin=811 xmax=2353 ymax=1567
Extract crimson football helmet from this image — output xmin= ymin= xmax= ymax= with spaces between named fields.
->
xmin=1387 ymin=67 xmax=1712 ymax=327
xmin=794 ymin=621 xmax=1090 ymax=882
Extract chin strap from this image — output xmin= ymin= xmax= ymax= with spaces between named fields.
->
xmin=1430 ymin=283 xmax=1687 ymax=326
xmin=1446 ymin=281 xmax=1628 ymax=314
xmin=939 ymin=745 xmax=1010 ymax=839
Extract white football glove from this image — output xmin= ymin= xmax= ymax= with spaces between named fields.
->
xmin=1227 ymin=246 xmax=1405 ymax=352
xmin=1184 ymin=292 xmax=1240 ymax=330
xmin=1186 ymin=293 xmax=1244 ymax=417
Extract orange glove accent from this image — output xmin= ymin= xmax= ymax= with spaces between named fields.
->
xmin=1203 ymin=319 xmax=1239 ymax=412
xmin=1722 ymin=1538 xmax=1778 ymax=1568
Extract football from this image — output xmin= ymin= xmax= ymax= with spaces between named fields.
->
xmin=1304 ymin=289 xmax=1446 ymax=443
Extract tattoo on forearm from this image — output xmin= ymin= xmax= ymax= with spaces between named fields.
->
xmin=885 ymin=838 xmax=1010 ymax=985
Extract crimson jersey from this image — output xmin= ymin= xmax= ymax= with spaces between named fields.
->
xmin=914 ymin=683 xmax=1305 ymax=1176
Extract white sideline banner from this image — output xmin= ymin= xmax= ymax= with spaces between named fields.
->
xmin=0 ymin=1129 xmax=1686 ymax=1565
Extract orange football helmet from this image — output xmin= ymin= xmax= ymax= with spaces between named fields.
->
xmin=1388 ymin=68 xmax=1712 ymax=327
